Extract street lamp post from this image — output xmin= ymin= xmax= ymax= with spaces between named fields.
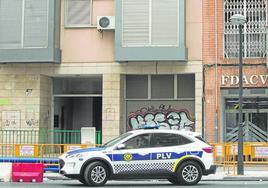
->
xmin=230 ymin=14 xmax=247 ymax=175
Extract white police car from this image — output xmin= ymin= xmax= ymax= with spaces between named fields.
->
xmin=59 ymin=128 xmax=216 ymax=186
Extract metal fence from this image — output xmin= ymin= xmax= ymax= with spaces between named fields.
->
xmin=0 ymin=129 xmax=102 ymax=145
xmin=0 ymin=142 xmax=268 ymax=173
xmin=211 ymin=142 xmax=268 ymax=175
xmin=0 ymin=144 xmax=95 ymax=158
xmin=0 ymin=143 xmax=96 ymax=172
xmin=212 ymin=142 xmax=268 ymax=165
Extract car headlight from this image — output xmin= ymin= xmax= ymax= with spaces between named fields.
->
xmin=66 ymin=153 xmax=84 ymax=159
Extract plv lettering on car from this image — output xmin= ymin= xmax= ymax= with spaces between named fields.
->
xmin=156 ymin=153 xmax=172 ymax=160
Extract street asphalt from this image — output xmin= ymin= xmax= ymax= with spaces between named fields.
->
xmin=42 ymin=166 xmax=268 ymax=182
xmin=1 ymin=180 xmax=268 ymax=188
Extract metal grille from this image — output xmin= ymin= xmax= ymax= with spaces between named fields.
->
xmin=224 ymin=0 xmax=267 ymax=58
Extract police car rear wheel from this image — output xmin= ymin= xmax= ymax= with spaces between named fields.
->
xmin=84 ymin=161 xmax=108 ymax=186
xmin=177 ymin=161 xmax=202 ymax=185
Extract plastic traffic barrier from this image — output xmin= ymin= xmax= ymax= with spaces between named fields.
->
xmin=12 ymin=163 xmax=44 ymax=183
xmin=0 ymin=163 xmax=12 ymax=182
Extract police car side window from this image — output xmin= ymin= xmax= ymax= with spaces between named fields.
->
xmin=151 ymin=133 xmax=193 ymax=147
xmin=123 ymin=134 xmax=150 ymax=149
xmin=178 ymin=135 xmax=194 ymax=145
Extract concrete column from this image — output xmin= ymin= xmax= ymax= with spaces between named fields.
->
xmin=195 ymin=72 xmax=203 ymax=134
xmin=39 ymin=75 xmax=52 ymax=130
xmin=102 ymin=74 xmax=121 ymax=143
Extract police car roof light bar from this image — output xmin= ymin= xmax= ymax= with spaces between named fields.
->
xmin=143 ymin=124 xmax=160 ymax=129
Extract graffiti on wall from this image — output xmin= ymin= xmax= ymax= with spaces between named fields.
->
xmin=25 ymin=110 xmax=39 ymax=127
xmin=1 ymin=111 xmax=20 ymax=128
xmin=26 ymin=119 xmax=39 ymax=127
xmin=128 ymin=104 xmax=195 ymax=131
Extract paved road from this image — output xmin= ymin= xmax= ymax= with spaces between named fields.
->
xmin=1 ymin=180 xmax=268 ymax=188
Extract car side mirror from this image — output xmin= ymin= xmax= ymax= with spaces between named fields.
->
xmin=116 ymin=143 xmax=126 ymax=150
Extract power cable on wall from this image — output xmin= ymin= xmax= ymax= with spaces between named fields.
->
xmin=204 ymin=63 xmax=266 ymax=68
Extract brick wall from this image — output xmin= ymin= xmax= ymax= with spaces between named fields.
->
xmin=203 ymin=0 xmax=267 ymax=142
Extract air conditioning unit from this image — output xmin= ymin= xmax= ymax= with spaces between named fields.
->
xmin=97 ymin=16 xmax=115 ymax=30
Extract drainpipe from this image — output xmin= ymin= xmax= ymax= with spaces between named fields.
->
xmin=214 ymin=0 xmax=219 ymax=143
xmin=266 ymin=26 xmax=268 ymax=68
xmin=202 ymin=65 xmax=206 ymax=139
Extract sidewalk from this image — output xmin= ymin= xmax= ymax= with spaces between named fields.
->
xmin=202 ymin=166 xmax=268 ymax=181
xmin=44 ymin=166 xmax=268 ymax=181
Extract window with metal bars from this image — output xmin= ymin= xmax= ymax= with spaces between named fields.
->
xmin=65 ymin=0 xmax=92 ymax=27
xmin=224 ymin=0 xmax=267 ymax=58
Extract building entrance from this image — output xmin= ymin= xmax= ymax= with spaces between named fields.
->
xmin=225 ymin=98 xmax=268 ymax=142
xmin=52 ymin=77 xmax=102 ymax=144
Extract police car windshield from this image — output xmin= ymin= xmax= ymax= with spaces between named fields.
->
xmin=102 ymin=132 xmax=133 ymax=147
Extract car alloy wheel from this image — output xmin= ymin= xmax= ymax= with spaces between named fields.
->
xmin=84 ymin=161 xmax=109 ymax=186
xmin=91 ymin=166 xmax=106 ymax=183
xmin=177 ymin=161 xmax=202 ymax=185
xmin=182 ymin=164 xmax=199 ymax=182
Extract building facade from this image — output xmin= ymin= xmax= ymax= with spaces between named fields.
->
xmin=203 ymin=0 xmax=268 ymax=143
xmin=0 ymin=0 xmax=203 ymax=143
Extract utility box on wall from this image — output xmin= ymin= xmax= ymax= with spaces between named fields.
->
xmin=81 ymin=127 xmax=96 ymax=144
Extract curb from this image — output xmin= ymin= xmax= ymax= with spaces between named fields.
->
xmin=222 ymin=176 xmax=268 ymax=181
xmin=44 ymin=175 xmax=268 ymax=182
xmin=202 ymin=177 xmax=268 ymax=181
xmin=43 ymin=173 xmax=70 ymax=181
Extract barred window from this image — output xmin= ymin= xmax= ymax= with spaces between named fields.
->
xmin=224 ymin=0 xmax=267 ymax=58
xmin=65 ymin=0 xmax=92 ymax=27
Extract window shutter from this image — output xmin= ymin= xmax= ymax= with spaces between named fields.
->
xmin=24 ymin=0 xmax=48 ymax=47
xmin=122 ymin=0 xmax=149 ymax=47
xmin=66 ymin=0 xmax=91 ymax=26
xmin=0 ymin=0 xmax=22 ymax=49
xmin=151 ymin=0 xmax=178 ymax=46
xmin=122 ymin=0 xmax=178 ymax=47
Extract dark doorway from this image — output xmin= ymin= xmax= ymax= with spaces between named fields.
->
xmin=93 ymin=97 xmax=102 ymax=143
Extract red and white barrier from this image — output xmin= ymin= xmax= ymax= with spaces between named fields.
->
xmin=0 ymin=163 xmax=12 ymax=182
xmin=12 ymin=163 xmax=44 ymax=183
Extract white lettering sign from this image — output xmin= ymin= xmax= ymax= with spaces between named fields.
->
xmin=260 ymin=75 xmax=268 ymax=85
xmin=216 ymin=145 xmax=222 ymax=156
xmin=156 ymin=153 xmax=172 ymax=160
xmin=67 ymin=145 xmax=82 ymax=152
xmin=221 ymin=75 xmax=268 ymax=86
xmin=255 ymin=147 xmax=268 ymax=158
xmin=20 ymin=146 xmax=34 ymax=157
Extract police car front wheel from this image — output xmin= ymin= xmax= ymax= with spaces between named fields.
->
xmin=83 ymin=161 xmax=109 ymax=186
xmin=177 ymin=161 xmax=202 ymax=185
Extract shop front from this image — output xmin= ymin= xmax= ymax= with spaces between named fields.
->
xmin=220 ymin=72 xmax=268 ymax=143
xmin=125 ymin=74 xmax=196 ymax=131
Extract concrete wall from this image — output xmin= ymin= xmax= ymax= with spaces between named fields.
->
xmin=60 ymin=0 xmax=202 ymax=62
xmin=0 ymin=74 xmax=40 ymax=130
xmin=186 ymin=0 xmax=202 ymax=60
xmin=60 ymin=0 xmax=115 ymax=63
xmin=0 ymin=0 xmax=203 ymax=142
